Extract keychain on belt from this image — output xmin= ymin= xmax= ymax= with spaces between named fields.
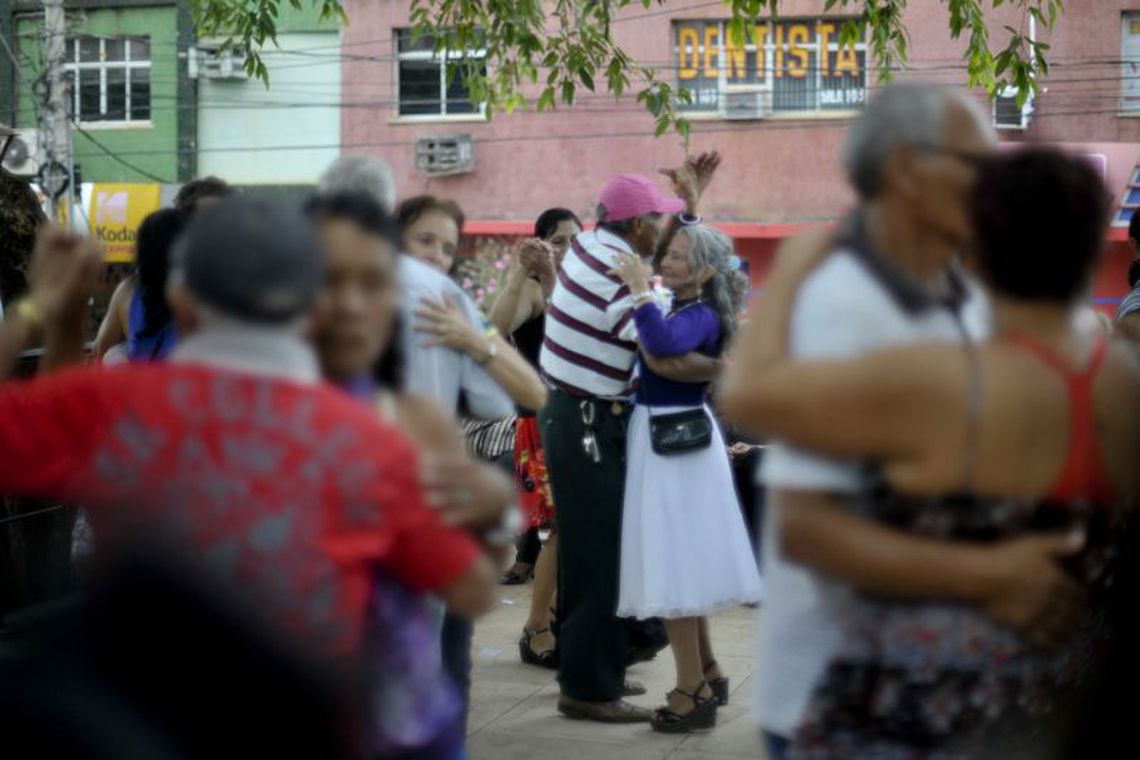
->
xmin=579 ymin=400 xmax=601 ymax=464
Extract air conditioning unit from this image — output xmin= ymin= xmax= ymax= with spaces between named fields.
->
xmin=1 ymin=129 xmax=42 ymax=177
xmin=416 ymin=134 xmax=475 ymax=175
xmin=720 ymin=88 xmax=770 ymax=121
xmin=993 ymin=86 xmax=1033 ymax=130
xmin=189 ymin=44 xmax=249 ymax=81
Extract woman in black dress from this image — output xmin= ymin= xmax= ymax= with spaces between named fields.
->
xmin=489 ymin=208 xmax=582 ymax=667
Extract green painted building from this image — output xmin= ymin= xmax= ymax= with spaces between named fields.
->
xmin=2 ymin=0 xmax=195 ymax=183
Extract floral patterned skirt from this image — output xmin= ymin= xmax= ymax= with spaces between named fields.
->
xmin=790 ymin=494 xmax=1117 ymax=759
xmin=515 ymin=415 xmax=554 ymax=528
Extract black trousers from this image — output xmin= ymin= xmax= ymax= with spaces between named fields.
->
xmin=731 ymin=445 xmax=765 ymax=562
xmin=540 ymin=389 xmax=629 ymax=702
xmin=514 ymin=526 xmax=542 ymax=566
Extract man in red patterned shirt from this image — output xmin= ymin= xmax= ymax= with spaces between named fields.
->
xmin=0 ymin=199 xmax=500 ymax=660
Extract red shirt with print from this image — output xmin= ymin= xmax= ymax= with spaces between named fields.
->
xmin=0 ymin=363 xmax=480 ymax=656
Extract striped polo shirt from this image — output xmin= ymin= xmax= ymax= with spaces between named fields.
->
xmin=539 ymin=228 xmax=639 ymax=400
xmin=1117 ymin=284 xmax=1140 ymax=321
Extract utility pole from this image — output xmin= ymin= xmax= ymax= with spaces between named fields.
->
xmin=40 ymin=0 xmax=72 ymax=222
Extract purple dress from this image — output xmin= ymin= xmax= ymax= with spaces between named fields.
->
xmin=340 ymin=376 xmax=465 ymax=760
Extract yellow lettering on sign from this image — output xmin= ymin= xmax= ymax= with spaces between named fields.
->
xmin=774 ymin=24 xmax=784 ymax=78
xmin=754 ymin=24 xmax=769 ymax=79
xmin=677 ymin=26 xmax=700 ymax=80
xmin=816 ymin=22 xmax=835 ymax=77
xmin=725 ymin=30 xmax=747 ymax=81
xmin=786 ymin=23 xmax=810 ymax=78
xmin=703 ymin=25 xmax=719 ymax=78
xmin=834 ymin=42 xmax=859 ymax=77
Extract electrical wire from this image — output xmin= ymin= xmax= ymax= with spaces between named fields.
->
xmin=71 ymin=122 xmax=171 ymax=182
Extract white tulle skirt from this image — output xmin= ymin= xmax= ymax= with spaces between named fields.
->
xmin=617 ymin=404 xmax=762 ymax=620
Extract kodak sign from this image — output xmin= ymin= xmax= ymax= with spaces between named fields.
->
xmin=88 ymin=183 xmax=161 ymax=263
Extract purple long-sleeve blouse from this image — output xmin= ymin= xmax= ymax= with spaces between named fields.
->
xmin=633 ymin=298 xmax=722 ymax=406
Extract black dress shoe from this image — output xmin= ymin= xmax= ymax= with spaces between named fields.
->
xmin=557 ymin=697 xmax=653 ymax=723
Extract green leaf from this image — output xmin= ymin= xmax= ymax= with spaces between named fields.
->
xmin=655 ymin=116 xmax=670 ymax=137
xmin=728 ymin=17 xmax=746 ymax=47
xmin=994 ymin=54 xmax=1010 ymax=78
xmin=193 ymin=0 xmax=1061 ymax=145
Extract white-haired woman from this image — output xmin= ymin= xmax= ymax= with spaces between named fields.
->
xmin=612 ymin=224 xmax=762 ymax=733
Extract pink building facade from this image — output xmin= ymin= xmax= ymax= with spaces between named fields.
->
xmin=340 ymin=0 xmax=1140 ymax=306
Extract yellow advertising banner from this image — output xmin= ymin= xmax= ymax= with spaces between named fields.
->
xmin=88 ymin=183 xmax=161 ymax=263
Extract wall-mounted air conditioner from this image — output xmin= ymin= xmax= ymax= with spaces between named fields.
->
xmin=1 ymin=129 xmax=42 ymax=177
xmin=189 ymin=44 xmax=249 ymax=81
xmin=720 ymin=88 xmax=770 ymax=121
xmin=416 ymin=134 xmax=475 ymax=175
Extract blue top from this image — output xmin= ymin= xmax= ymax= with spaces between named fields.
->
xmin=126 ymin=287 xmax=178 ymax=362
xmin=633 ymin=298 xmax=722 ymax=406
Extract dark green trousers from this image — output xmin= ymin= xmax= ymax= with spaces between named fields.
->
xmin=540 ymin=389 xmax=629 ymax=702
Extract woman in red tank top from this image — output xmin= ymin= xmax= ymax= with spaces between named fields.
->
xmin=724 ymin=148 xmax=1140 ymax=755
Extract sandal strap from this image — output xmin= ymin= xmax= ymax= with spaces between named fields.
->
xmin=703 ymin=660 xmax=719 ymax=673
xmin=666 ymin=682 xmax=708 ymax=705
xmin=523 ymin=627 xmax=550 ymax=639
xmin=654 ymin=707 xmax=686 ymax=722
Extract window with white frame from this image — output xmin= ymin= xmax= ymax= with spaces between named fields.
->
xmin=1123 ymin=13 xmax=1140 ymax=112
xmin=993 ymin=85 xmax=1035 ymax=130
xmin=395 ymin=29 xmax=485 ymax=117
xmin=674 ymin=18 xmax=867 ymax=116
xmin=64 ymin=35 xmax=151 ymax=124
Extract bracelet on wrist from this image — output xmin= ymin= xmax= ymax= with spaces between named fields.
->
xmin=477 ymin=339 xmax=498 ymax=367
xmin=14 ymin=298 xmax=43 ymax=333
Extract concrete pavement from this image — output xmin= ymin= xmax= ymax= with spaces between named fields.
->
xmin=467 ymin=581 xmax=766 ymax=759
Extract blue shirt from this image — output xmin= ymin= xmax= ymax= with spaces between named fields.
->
xmin=633 ymin=299 xmax=722 ymax=407
xmin=398 ymin=256 xmax=513 ymax=420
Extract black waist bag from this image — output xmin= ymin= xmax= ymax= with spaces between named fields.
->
xmin=648 ymin=407 xmax=713 ymax=455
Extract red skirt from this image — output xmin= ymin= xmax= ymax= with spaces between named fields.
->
xmin=514 ymin=416 xmax=554 ymax=528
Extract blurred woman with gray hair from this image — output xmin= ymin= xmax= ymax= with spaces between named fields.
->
xmin=610 ymin=223 xmax=762 ymax=733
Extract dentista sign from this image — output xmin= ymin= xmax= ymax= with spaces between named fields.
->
xmin=673 ymin=18 xmax=868 ymax=114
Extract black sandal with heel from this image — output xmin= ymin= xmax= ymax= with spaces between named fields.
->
xmin=704 ymin=660 xmax=730 ymax=706
xmin=519 ymin=627 xmax=557 ymax=670
xmin=500 ymin=564 xmax=534 ymax=585
xmin=651 ymin=682 xmax=718 ymax=734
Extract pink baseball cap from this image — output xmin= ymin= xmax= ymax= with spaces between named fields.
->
xmin=597 ymin=174 xmax=685 ymax=223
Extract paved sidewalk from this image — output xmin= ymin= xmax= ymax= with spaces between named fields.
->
xmin=467 ymin=581 xmax=766 ymax=759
